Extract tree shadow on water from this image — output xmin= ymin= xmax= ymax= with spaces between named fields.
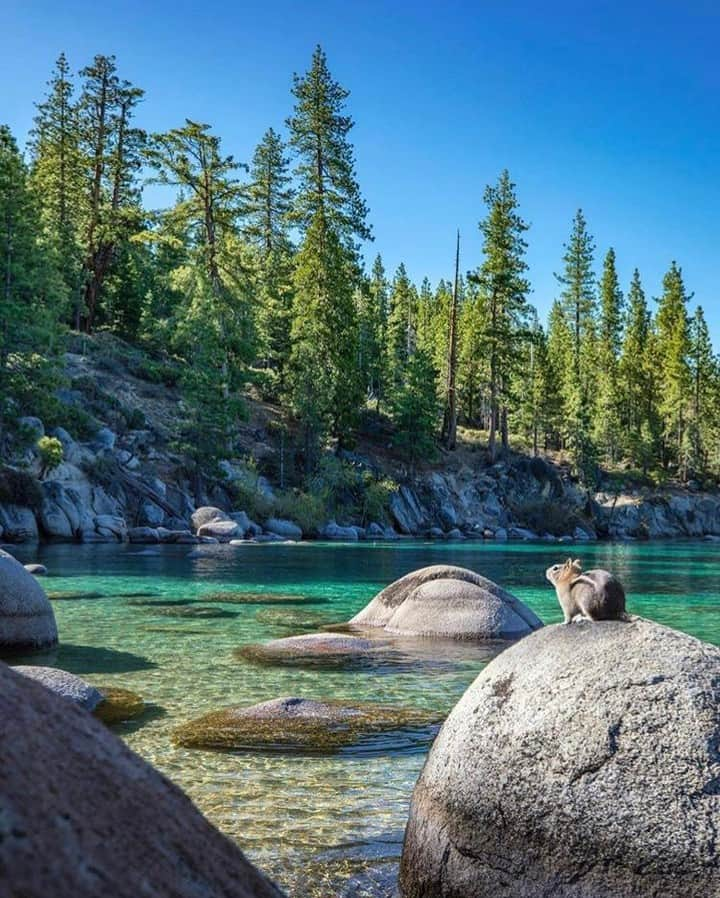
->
xmin=24 ymin=642 xmax=158 ymax=675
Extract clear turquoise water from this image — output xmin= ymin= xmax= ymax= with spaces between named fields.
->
xmin=8 ymin=538 xmax=720 ymax=896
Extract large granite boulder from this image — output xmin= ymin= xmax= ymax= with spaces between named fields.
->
xmin=350 ymin=564 xmax=542 ymax=640
xmin=400 ymin=618 xmax=720 ymax=898
xmin=0 ymin=503 xmax=39 ymax=542
xmin=0 ymin=661 xmax=283 ymax=898
xmin=173 ymin=696 xmax=439 ymax=753
xmin=320 ymin=520 xmax=360 ymax=541
xmin=197 ymin=519 xmax=240 ymax=540
xmin=0 ymin=549 xmax=58 ymax=654
xmin=264 ymin=518 xmax=302 ymax=540
xmin=190 ymin=506 xmax=231 ymax=532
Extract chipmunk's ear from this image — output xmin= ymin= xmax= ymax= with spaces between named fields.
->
xmin=573 ymin=558 xmax=582 ymax=569
xmin=564 ymin=557 xmax=573 ymax=567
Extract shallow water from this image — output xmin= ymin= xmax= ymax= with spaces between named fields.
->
xmin=8 ymin=538 xmax=720 ymax=896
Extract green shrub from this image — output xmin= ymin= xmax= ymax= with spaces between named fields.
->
xmin=124 ymin=407 xmax=146 ymax=430
xmin=0 ymin=467 xmax=43 ymax=510
xmin=37 ymin=436 xmax=63 ymax=478
xmin=272 ymin=490 xmax=326 ymax=535
xmin=360 ymin=474 xmax=396 ymax=525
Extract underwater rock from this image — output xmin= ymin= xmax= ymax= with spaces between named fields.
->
xmin=201 ymin=591 xmax=316 ymax=606
xmin=400 ymin=618 xmax=720 ymax=898
xmin=24 ymin=563 xmax=48 ymax=576
xmin=254 ymin=607 xmax=338 ymax=631
xmin=47 ymin=590 xmax=106 ymax=601
xmin=0 ymin=661 xmax=284 ymax=898
xmin=94 ymin=685 xmax=145 ymax=723
xmin=156 ymin=605 xmax=239 ymax=619
xmin=0 ymin=549 xmax=58 ymax=655
xmin=350 ymin=564 xmax=542 ymax=640
xmin=13 ymin=665 xmax=103 ymax=711
xmin=172 ymin=695 xmax=439 ymax=753
xmin=237 ymin=632 xmax=394 ymax=668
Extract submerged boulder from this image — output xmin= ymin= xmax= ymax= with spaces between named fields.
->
xmin=173 ymin=695 xmax=438 ymax=753
xmin=237 ymin=632 xmax=394 ymax=668
xmin=12 ymin=666 xmax=145 ymax=723
xmin=0 ymin=549 xmax=58 ymax=654
xmin=350 ymin=564 xmax=542 ymax=640
xmin=400 ymin=618 xmax=720 ymax=898
xmin=0 ymin=661 xmax=283 ymax=898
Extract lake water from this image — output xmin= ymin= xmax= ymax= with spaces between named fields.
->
xmin=8 ymin=538 xmax=720 ymax=897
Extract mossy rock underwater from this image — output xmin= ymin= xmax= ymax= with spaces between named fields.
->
xmin=155 ymin=605 xmax=240 ymax=619
xmin=235 ymin=632 xmax=398 ymax=669
xmin=47 ymin=590 xmax=107 ymax=601
xmin=200 ymin=591 xmax=320 ymax=606
xmin=93 ymin=686 xmax=146 ymax=724
xmin=172 ymin=696 xmax=441 ymax=753
xmin=254 ymin=607 xmax=341 ymax=631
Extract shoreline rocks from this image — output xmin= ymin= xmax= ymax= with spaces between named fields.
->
xmin=172 ymin=695 xmax=439 ymax=753
xmin=400 ymin=617 xmax=720 ymax=898
xmin=350 ymin=564 xmax=543 ymax=640
xmin=0 ymin=549 xmax=58 ymax=655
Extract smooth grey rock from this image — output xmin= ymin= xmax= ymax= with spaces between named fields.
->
xmin=446 ymin=528 xmax=465 ymax=540
xmin=366 ymin=522 xmax=384 ymax=538
xmin=400 ymin=618 xmax=720 ymax=898
xmin=48 ymin=426 xmax=74 ymax=450
xmin=128 ymin=526 xmax=159 ymax=544
xmin=90 ymin=427 xmax=116 ymax=450
xmin=264 ymin=518 xmax=302 ymax=541
xmin=0 ymin=549 xmax=58 ymax=654
xmin=494 ymin=527 xmax=508 ymax=540
xmin=508 ymin=526 xmax=539 ymax=540
xmin=138 ymin=500 xmax=164 ymax=527
xmin=350 ymin=564 xmax=542 ymax=639
xmin=190 ymin=506 xmax=230 ymax=532
xmin=92 ymin=514 xmax=127 ymax=541
xmin=230 ymin=511 xmax=263 ymax=537
xmin=0 ymin=504 xmax=39 ymax=543
xmin=320 ymin=520 xmax=359 ymax=541
xmin=254 ymin=533 xmax=284 ymax=543
xmin=23 ymin=564 xmax=47 ymax=576
xmin=427 ymin=527 xmax=445 ymax=540
xmin=14 ymin=665 xmax=103 ymax=711
xmin=39 ymin=481 xmax=82 ymax=539
xmin=197 ymin=519 xmax=240 ymax=540
xmin=389 ymin=486 xmax=428 ymax=535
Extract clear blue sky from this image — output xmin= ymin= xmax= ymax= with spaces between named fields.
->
xmin=2 ymin=1 xmax=719 ymax=338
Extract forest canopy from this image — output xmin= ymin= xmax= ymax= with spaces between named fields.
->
xmin=2 ymin=45 xmax=718 ymax=486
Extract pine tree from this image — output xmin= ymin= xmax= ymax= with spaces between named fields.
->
xmin=287 ymin=45 xmax=370 ymax=250
xmin=77 ymin=55 xmax=145 ymax=332
xmin=245 ymin=127 xmax=294 ymax=389
xmin=471 ymin=170 xmax=530 ymax=459
xmin=386 ymin=262 xmax=417 ymax=395
xmin=28 ymin=53 xmax=84 ymax=318
xmin=594 ymin=248 xmax=624 ymax=461
xmin=545 ymin=300 xmax=573 ymax=448
xmin=286 ymin=46 xmax=369 ymax=460
xmin=0 ymin=126 xmax=64 ymax=443
xmin=618 ymin=270 xmax=657 ymax=470
xmin=358 ymin=254 xmax=388 ymax=409
xmin=390 ymin=348 xmax=439 ymax=471
xmin=686 ymin=305 xmax=715 ymax=475
xmin=554 ymin=210 xmax=598 ymax=481
xmin=655 ymin=261 xmax=691 ymax=473
xmin=457 ymin=284 xmax=489 ymax=425
xmin=146 ymin=119 xmax=254 ymax=462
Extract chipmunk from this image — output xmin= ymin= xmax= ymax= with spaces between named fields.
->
xmin=545 ymin=558 xmax=627 ymax=623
